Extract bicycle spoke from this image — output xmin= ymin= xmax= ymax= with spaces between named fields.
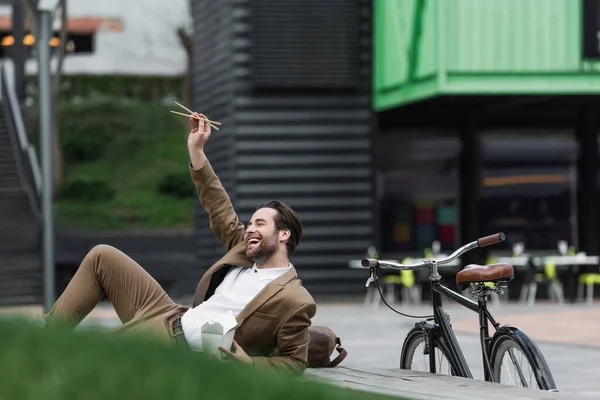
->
xmin=416 ymin=342 xmax=428 ymax=371
xmin=507 ymin=347 xmax=528 ymax=386
xmin=437 ymin=348 xmax=451 ymax=374
xmin=501 ymin=356 xmax=516 ymax=384
xmin=408 ymin=339 xmax=452 ymax=375
xmin=499 ymin=346 xmax=534 ymax=387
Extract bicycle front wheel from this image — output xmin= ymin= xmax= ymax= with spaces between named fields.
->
xmin=490 ymin=326 xmax=557 ymax=390
xmin=400 ymin=325 xmax=455 ymax=375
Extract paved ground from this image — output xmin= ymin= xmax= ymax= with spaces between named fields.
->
xmin=308 ymin=301 xmax=600 ymax=399
xmin=2 ymin=299 xmax=599 ymax=398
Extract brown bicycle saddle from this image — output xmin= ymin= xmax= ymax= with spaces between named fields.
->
xmin=456 ymin=263 xmax=514 ymax=291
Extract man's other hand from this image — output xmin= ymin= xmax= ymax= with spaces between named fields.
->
xmin=216 ymin=340 xmax=253 ymax=366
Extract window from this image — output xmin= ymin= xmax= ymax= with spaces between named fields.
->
xmin=480 ymin=131 xmax=577 ymax=251
xmin=377 ymin=130 xmax=460 ymax=256
xmin=582 ymin=0 xmax=600 ymax=59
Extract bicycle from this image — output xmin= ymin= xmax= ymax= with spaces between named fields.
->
xmin=361 ymin=232 xmax=557 ymax=391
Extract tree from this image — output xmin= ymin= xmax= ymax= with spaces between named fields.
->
xmin=177 ymin=26 xmax=193 ymax=108
xmin=22 ymin=0 xmax=68 ymax=190
xmin=177 ymin=0 xmax=193 ymax=108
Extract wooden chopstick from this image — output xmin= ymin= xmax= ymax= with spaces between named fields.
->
xmin=173 ymin=101 xmax=222 ymax=125
xmin=172 ymin=100 xmax=223 ymax=130
xmin=174 ymin=100 xmax=195 ymax=114
xmin=169 ymin=110 xmax=220 ymax=131
xmin=169 ymin=110 xmax=221 ymax=125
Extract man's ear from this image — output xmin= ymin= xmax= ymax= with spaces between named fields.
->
xmin=279 ymin=229 xmax=291 ymax=242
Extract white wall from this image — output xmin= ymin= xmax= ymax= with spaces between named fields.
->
xmin=1 ymin=0 xmax=192 ymax=76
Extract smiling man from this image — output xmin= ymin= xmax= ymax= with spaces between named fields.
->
xmin=44 ymin=113 xmax=316 ymax=375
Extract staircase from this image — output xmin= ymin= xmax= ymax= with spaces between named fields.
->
xmin=0 ymin=64 xmax=43 ymax=306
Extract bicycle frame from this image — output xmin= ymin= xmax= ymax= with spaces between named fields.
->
xmin=429 ymin=274 xmax=501 ymax=381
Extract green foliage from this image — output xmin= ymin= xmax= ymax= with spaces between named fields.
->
xmin=157 ymin=172 xmax=193 ymax=199
xmin=58 ymin=97 xmax=182 ymax=165
xmin=27 ymin=74 xmax=183 ymax=102
xmin=20 ymin=74 xmax=198 ymax=229
xmin=62 ymin=128 xmax=107 ymax=163
xmin=49 ymin=96 xmax=193 ymax=229
xmin=56 ymin=179 xmax=115 ymax=202
xmin=0 ymin=318 xmax=402 ymax=400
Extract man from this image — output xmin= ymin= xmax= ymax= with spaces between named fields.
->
xmin=44 ymin=113 xmax=316 ymax=375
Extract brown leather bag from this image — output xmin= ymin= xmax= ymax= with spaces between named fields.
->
xmin=307 ymin=326 xmax=347 ymax=368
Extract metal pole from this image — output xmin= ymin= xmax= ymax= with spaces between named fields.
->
xmin=38 ymin=9 xmax=55 ymax=313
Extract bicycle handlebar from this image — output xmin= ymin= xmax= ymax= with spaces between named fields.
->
xmin=360 ymin=258 xmax=424 ymax=269
xmin=361 ymin=258 xmax=378 ymax=268
xmin=361 ymin=232 xmax=506 ymax=270
xmin=477 ymin=232 xmax=506 ymax=247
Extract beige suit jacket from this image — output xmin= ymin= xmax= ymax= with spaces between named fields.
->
xmin=189 ymin=161 xmax=316 ymax=375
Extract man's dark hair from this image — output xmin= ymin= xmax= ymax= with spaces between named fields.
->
xmin=256 ymin=200 xmax=302 ymax=257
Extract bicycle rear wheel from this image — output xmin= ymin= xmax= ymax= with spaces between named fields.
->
xmin=400 ymin=325 xmax=455 ymax=375
xmin=490 ymin=326 xmax=557 ymax=390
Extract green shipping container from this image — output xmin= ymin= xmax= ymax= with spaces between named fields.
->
xmin=373 ymin=0 xmax=600 ymax=111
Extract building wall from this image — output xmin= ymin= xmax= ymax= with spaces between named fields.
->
xmin=0 ymin=0 xmax=191 ymax=75
xmin=191 ymin=0 xmax=375 ymax=293
xmin=189 ymin=0 xmax=237 ymax=272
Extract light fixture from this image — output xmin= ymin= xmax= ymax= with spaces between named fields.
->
xmin=23 ymin=34 xmax=35 ymax=46
xmin=1 ymin=35 xmax=14 ymax=46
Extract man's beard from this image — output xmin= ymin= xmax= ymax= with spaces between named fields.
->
xmin=246 ymin=233 xmax=278 ymax=261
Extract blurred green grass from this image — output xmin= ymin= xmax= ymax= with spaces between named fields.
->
xmin=0 ymin=317 xmax=405 ymax=400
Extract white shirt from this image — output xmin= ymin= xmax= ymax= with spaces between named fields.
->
xmin=180 ymin=264 xmax=291 ymax=351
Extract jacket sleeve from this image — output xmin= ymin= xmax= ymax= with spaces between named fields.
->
xmin=189 ymin=161 xmax=245 ymax=251
xmin=251 ymin=302 xmax=317 ymax=376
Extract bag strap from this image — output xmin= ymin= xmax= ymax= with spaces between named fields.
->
xmin=325 ymin=345 xmax=348 ymax=368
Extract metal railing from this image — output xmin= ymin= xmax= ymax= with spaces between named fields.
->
xmin=1 ymin=61 xmax=42 ymax=218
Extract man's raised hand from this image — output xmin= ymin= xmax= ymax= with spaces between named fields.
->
xmin=188 ymin=113 xmax=211 ymax=169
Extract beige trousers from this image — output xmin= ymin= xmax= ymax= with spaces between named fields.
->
xmin=44 ymin=244 xmax=189 ymax=344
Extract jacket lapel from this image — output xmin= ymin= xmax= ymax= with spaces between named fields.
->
xmin=235 ymin=266 xmax=298 ymax=323
xmin=192 ymin=242 xmax=253 ymax=307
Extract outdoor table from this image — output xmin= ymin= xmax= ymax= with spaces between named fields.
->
xmin=533 ymin=254 xmax=599 ymax=303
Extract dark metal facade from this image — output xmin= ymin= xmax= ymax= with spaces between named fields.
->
xmin=191 ymin=0 xmax=375 ymax=293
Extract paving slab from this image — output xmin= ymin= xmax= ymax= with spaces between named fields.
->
xmin=308 ymin=301 xmax=600 ymax=399
xmin=451 ymin=304 xmax=600 ymax=347
xmin=305 ymin=367 xmax=566 ymax=400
